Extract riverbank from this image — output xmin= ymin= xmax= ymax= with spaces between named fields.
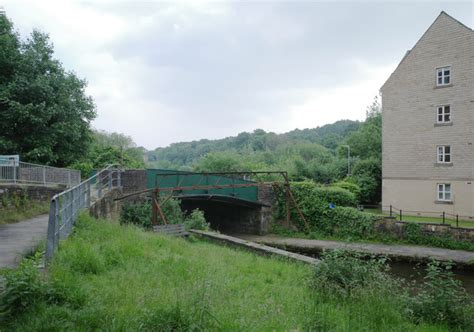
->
xmin=1 ymin=214 xmax=461 ymax=331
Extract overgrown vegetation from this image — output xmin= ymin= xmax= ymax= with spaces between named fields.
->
xmin=1 ymin=214 xmax=470 ymax=331
xmin=120 ymin=199 xmax=209 ymax=231
xmin=275 ymin=181 xmax=376 ymax=239
xmin=404 ymin=261 xmax=474 ymax=328
xmin=312 ymin=250 xmax=474 ymax=330
xmin=0 ymin=190 xmax=49 ymax=225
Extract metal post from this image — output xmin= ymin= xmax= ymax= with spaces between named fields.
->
xmin=400 ymin=209 xmax=402 ymax=221
xmin=68 ymin=172 xmax=71 ymax=187
xmin=13 ymin=165 xmax=16 ymax=184
xmin=390 ymin=205 xmax=392 ymax=217
xmin=456 ymin=215 xmax=459 ymax=228
xmin=55 ymin=196 xmax=60 ymax=247
xmin=442 ymin=211 xmax=445 ymax=224
xmin=45 ymin=199 xmax=57 ymax=261
xmin=117 ymin=170 xmax=121 ymax=188
xmin=285 ymin=183 xmax=291 ymax=226
xmin=43 ymin=167 xmax=46 ymax=185
xmin=152 ymin=189 xmax=158 ymax=225
xmin=98 ymin=173 xmax=102 ymax=198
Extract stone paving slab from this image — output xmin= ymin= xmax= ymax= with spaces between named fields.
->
xmin=0 ymin=214 xmax=48 ymax=268
xmin=189 ymin=230 xmax=320 ymax=265
xmin=236 ymin=234 xmax=474 ymax=266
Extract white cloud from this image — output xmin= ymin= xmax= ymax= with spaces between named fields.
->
xmin=2 ymin=0 xmax=471 ymax=150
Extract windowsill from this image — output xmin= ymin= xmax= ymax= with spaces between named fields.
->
xmin=435 ymin=200 xmax=453 ymax=205
xmin=434 ymin=122 xmax=453 ymax=127
xmin=434 ymin=162 xmax=453 ymax=167
xmin=434 ymin=84 xmax=453 ymax=89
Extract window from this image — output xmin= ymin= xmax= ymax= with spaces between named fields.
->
xmin=437 ymin=183 xmax=452 ymax=201
xmin=437 ymin=145 xmax=451 ymax=163
xmin=436 ymin=66 xmax=451 ymax=86
xmin=437 ymin=105 xmax=451 ymax=123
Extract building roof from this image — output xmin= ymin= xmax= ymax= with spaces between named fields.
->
xmin=380 ymin=11 xmax=473 ymax=93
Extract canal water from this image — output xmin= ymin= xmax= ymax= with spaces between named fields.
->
xmin=389 ymin=261 xmax=474 ymax=296
xmin=289 ymin=249 xmax=474 ymax=296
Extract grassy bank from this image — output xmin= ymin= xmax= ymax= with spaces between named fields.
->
xmin=0 ymin=201 xmax=49 ymax=225
xmin=1 ymin=214 xmax=469 ymax=331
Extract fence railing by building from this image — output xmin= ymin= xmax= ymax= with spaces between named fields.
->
xmin=46 ymin=165 xmax=121 ymax=261
xmin=360 ymin=204 xmax=473 ymax=229
xmin=0 ymin=161 xmax=81 ymax=187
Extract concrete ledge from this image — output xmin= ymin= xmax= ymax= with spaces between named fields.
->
xmin=239 ymin=234 xmax=474 ymax=268
xmin=189 ymin=230 xmax=320 ymax=266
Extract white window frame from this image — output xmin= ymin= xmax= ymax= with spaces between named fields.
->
xmin=437 ymin=145 xmax=451 ymax=163
xmin=436 ymin=105 xmax=451 ymax=123
xmin=436 ymin=66 xmax=451 ymax=86
xmin=437 ymin=183 xmax=452 ymax=202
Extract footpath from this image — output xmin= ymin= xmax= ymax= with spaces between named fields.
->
xmin=0 ymin=214 xmax=48 ymax=268
xmin=236 ymin=234 xmax=474 ymax=266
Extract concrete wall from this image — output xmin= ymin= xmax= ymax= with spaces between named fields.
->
xmin=0 ymin=184 xmax=65 ymax=202
xmin=381 ymin=13 xmax=474 ymax=216
xmin=89 ymin=188 xmax=123 ymax=221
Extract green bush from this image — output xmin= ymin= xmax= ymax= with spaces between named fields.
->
xmin=120 ymin=199 xmax=209 ymax=231
xmin=0 ymin=253 xmax=43 ymax=321
xmin=404 ymin=261 xmax=474 ymax=329
xmin=120 ymin=201 xmax=153 ymax=228
xmin=323 ymin=206 xmax=376 ymax=238
xmin=331 ymin=180 xmax=362 ymax=201
xmin=184 ymin=209 xmax=209 ymax=231
xmin=276 ymin=181 xmax=374 ymax=238
xmin=313 ymin=250 xmax=395 ymax=296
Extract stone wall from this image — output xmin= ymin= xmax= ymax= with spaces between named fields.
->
xmin=375 ymin=217 xmax=474 ymax=243
xmin=0 ymin=184 xmax=65 ymax=202
xmin=89 ymin=188 xmax=123 ymax=221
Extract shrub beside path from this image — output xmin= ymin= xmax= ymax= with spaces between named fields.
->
xmin=0 ymin=214 xmax=48 ymax=268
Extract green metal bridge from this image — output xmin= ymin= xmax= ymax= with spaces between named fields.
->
xmin=147 ymin=169 xmax=262 ymax=207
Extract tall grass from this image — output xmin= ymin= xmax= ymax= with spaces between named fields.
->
xmin=0 ymin=214 xmax=461 ymax=331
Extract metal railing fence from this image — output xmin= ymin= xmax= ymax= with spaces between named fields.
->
xmin=0 ymin=161 xmax=81 ymax=187
xmin=359 ymin=204 xmax=473 ymax=228
xmin=46 ymin=165 xmax=121 ymax=261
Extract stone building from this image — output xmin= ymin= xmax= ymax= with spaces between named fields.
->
xmin=380 ymin=12 xmax=473 ymax=218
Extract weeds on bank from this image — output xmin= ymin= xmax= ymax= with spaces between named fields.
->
xmin=312 ymin=250 xmax=474 ymax=330
xmin=0 ymin=190 xmax=50 ymax=225
xmin=1 ymin=214 xmax=471 ymax=331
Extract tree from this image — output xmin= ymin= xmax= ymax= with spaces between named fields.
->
xmin=349 ymin=158 xmax=381 ymax=204
xmin=70 ymin=130 xmax=145 ymax=178
xmin=342 ymin=96 xmax=381 ymax=160
xmin=0 ymin=16 xmax=96 ymax=166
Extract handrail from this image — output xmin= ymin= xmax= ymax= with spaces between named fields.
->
xmin=45 ymin=165 xmax=121 ymax=261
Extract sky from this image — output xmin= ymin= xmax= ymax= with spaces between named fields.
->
xmin=2 ymin=0 xmax=473 ymax=150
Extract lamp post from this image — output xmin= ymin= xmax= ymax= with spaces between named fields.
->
xmin=342 ymin=145 xmax=351 ymax=177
